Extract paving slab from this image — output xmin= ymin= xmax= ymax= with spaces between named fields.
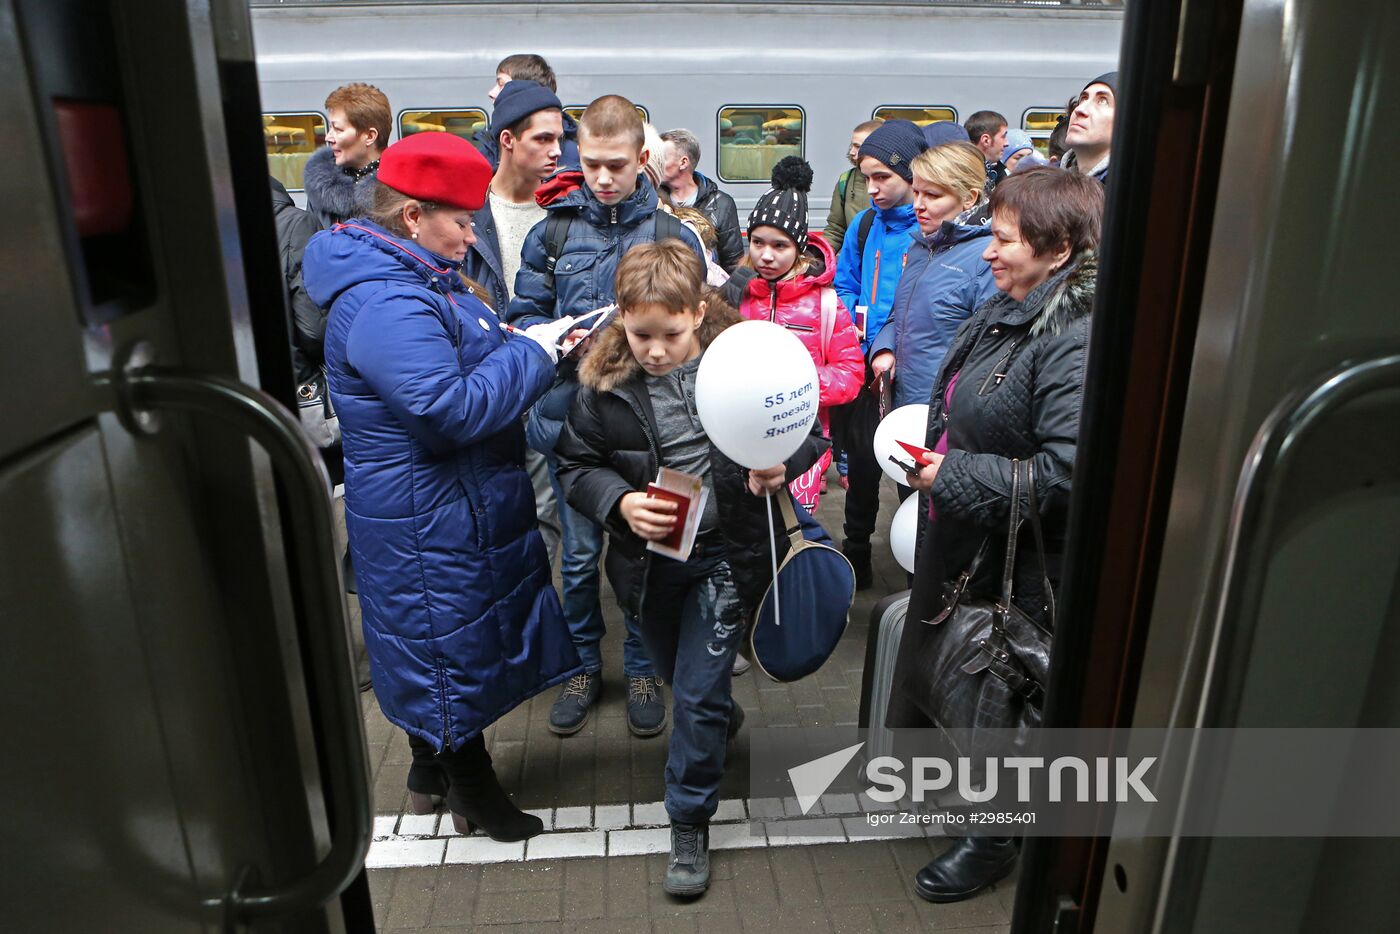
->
xmin=356 ymin=481 xmax=1015 ymax=930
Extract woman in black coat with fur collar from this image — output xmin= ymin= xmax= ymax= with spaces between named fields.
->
xmin=887 ymin=168 xmax=1104 ymax=905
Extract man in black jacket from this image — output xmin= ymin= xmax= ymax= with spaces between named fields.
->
xmin=659 ymin=128 xmax=744 ymax=273
xmin=271 ymin=176 xmax=369 ymax=689
xmin=270 ymin=177 xmax=326 ymax=389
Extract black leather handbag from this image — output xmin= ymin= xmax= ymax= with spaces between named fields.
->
xmin=923 ymin=460 xmax=1055 ymax=758
xmin=296 ymin=367 xmax=340 ymax=449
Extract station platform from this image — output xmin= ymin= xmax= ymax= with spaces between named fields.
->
xmin=352 ymin=477 xmax=1018 ymax=932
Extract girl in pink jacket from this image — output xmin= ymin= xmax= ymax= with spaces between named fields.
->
xmin=725 ymin=157 xmax=865 ymax=511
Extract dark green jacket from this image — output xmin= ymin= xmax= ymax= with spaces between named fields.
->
xmin=823 ymin=166 xmax=872 ymax=253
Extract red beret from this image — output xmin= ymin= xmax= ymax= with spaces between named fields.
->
xmin=377 ymin=132 xmax=492 ymax=211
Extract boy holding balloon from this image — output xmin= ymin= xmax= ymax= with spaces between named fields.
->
xmin=555 ymin=240 xmax=828 ymax=898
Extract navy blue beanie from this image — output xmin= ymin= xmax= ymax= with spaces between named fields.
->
xmin=922 ymin=120 xmax=971 ymax=148
xmin=489 ymin=79 xmax=562 ymax=140
xmin=857 ymin=119 xmax=927 ymax=182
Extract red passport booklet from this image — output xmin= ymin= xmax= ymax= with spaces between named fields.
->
xmin=645 ymin=484 xmax=692 ymax=553
xmin=645 ymin=467 xmax=708 ymax=561
xmin=897 ymin=439 xmax=937 ymax=465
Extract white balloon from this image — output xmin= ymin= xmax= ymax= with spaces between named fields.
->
xmin=695 ymin=320 xmax=820 ymax=469
xmin=890 ymin=494 xmax=920 ymax=574
xmin=872 ymin=403 xmax=931 ymax=485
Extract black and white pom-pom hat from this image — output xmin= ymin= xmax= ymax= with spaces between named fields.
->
xmin=747 ymin=156 xmax=815 ymax=248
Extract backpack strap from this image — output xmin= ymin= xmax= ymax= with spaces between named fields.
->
xmin=856 ymin=208 xmax=876 ymax=260
xmin=819 ymin=287 xmax=837 ymax=364
xmin=541 ymin=211 xmax=575 ymax=293
xmin=838 ymin=168 xmax=850 ymax=202
xmin=653 ymin=208 xmax=685 ymax=244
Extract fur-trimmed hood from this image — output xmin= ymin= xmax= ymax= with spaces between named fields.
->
xmin=988 ymin=249 xmax=1097 ymax=339
xmin=303 ymin=146 xmax=379 ymax=228
xmin=1028 ymin=249 xmax=1097 ymax=338
xmin=578 ymin=288 xmax=742 ymax=393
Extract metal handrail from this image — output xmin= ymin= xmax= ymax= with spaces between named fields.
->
xmin=111 ymin=363 xmax=372 ymax=920
xmin=1197 ymin=353 xmax=1400 ymax=731
xmin=1153 ymin=354 xmax=1400 ymax=932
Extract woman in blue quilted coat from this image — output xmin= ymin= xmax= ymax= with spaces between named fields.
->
xmin=304 ymin=133 xmax=580 ymax=842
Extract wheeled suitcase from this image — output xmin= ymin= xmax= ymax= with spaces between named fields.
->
xmin=858 ymin=589 xmax=910 ymax=764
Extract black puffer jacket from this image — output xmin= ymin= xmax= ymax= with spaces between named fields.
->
xmin=693 ymin=172 xmax=744 ymax=273
xmin=555 ymin=297 xmax=830 ymax=615
xmin=907 ymin=252 xmax=1097 ymax=637
xmin=270 ymin=177 xmax=327 ymax=384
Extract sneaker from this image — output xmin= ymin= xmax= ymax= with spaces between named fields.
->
xmin=664 ymin=822 xmax=711 ymax=896
xmin=626 ymin=676 xmax=667 ymax=736
xmin=548 ymin=671 xmax=601 ymax=735
xmin=731 ymin=654 xmax=750 ymax=676
xmin=727 ymin=702 xmax=745 ymax=741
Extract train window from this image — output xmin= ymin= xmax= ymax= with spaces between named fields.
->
xmin=562 ymin=104 xmax=649 ymax=125
xmin=717 ymin=106 xmax=804 ymax=182
xmin=1023 ymin=108 xmax=1065 ymax=155
xmin=872 ymin=105 xmax=959 ymax=127
xmin=263 ymin=112 xmax=325 ymax=192
xmin=398 ymin=108 xmax=489 ymax=143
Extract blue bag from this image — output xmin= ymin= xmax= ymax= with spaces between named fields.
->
xmin=749 ymin=494 xmax=857 ymax=682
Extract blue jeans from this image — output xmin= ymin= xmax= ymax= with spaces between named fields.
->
xmin=637 ymin=539 xmax=745 ymax=824
xmin=549 ymin=460 xmax=654 ymax=678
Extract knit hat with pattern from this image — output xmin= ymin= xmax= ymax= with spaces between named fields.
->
xmin=747 ymin=156 xmax=814 ymax=248
xmin=857 ymin=119 xmax=927 ymax=183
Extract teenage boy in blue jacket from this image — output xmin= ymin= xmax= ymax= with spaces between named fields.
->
xmin=507 ymin=94 xmax=705 ymax=739
xmin=832 ymin=119 xmax=926 ymax=588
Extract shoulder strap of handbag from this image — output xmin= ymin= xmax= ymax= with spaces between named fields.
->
xmin=943 ymin=459 xmax=1050 ymax=626
xmin=1024 ymin=460 xmax=1056 ymax=626
xmin=819 ymin=287 xmax=837 ymax=363
xmin=997 ymin=460 xmax=1023 ymax=620
xmin=654 ymin=207 xmax=685 ymax=244
xmin=775 ymin=492 xmax=807 ymax=566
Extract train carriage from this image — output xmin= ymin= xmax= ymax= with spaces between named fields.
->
xmin=251 ymin=0 xmax=1124 ymax=222
xmin=7 ymin=0 xmax=1400 ymax=930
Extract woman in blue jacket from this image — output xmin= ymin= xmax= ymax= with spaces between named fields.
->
xmin=304 ymin=133 xmax=580 ymax=842
xmin=869 ymin=142 xmax=999 ymax=412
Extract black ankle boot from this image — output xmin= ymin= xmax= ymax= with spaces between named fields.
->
xmin=842 ymin=539 xmax=873 ymax=590
xmin=405 ymin=733 xmax=449 ymax=814
xmin=440 ymin=737 xmax=543 ymax=842
xmin=913 ymin=836 xmax=1017 ymax=903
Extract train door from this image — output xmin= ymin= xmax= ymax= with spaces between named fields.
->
xmin=1010 ymin=0 xmax=1400 ymax=930
xmin=0 ymin=1 xmax=371 ymax=930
